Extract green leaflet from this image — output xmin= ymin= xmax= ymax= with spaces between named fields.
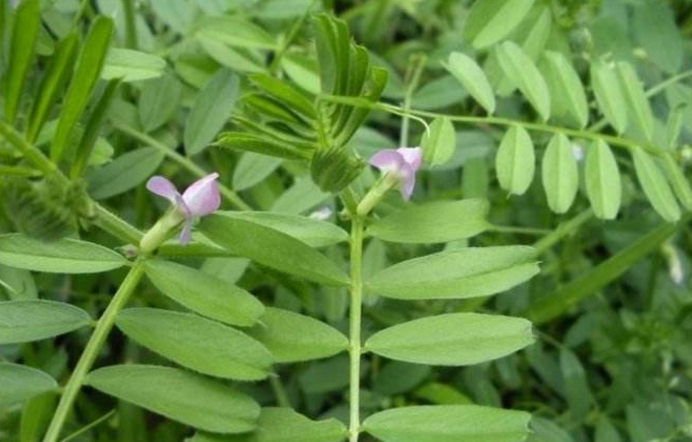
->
xmin=0 ymin=234 xmax=126 ymax=273
xmin=85 ymin=365 xmax=259 ymax=434
xmin=217 ymin=132 xmax=310 ymax=161
xmin=366 ymin=199 xmax=489 ymax=244
xmin=527 ymin=219 xmax=683 ymax=323
xmin=115 ymin=308 xmax=273 ymax=381
xmin=3 ymin=0 xmax=39 ymax=124
xmin=102 ymin=48 xmax=166 ymax=82
xmin=366 ymin=246 xmax=539 ymax=300
xmin=495 ymin=125 xmax=535 ymax=195
xmin=232 ymin=153 xmax=283 ymax=191
xmin=591 ymin=61 xmax=628 ymax=134
xmin=632 ymin=2 xmax=683 ymax=73
xmin=51 ymin=16 xmax=114 ymax=162
xmin=0 ymin=300 xmax=91 ymax=344
xmin=87 ymin=146 xmax=165 ymax=200
xmin=542 ymin=51 xmax=588 ymax=128
xmin=144 ymin=259 xmax=264 ymax=327
xmin=363 ymin=405 xmax=531 ymax=442
xmin=365 ymin=313 xmax=534 ymax=366
xmin=185 ymin=70 xmax=240 ymax=155
xmin=631 ymin=147 xmax=680 ymax=222
xmin=496 ymin=42 xmax=550 ymax=121
xmin=217 ymin=211 xmax=348 ymax=248
xmin=138 ymin=74 xmax=183 ymax=132
xmin=0 ymin=264 xmax=37 ymax=300
xmin=616 ymin=62 xmax=654 ymax=142
xmin=463 ymin=0 xmax=536 ymax=49
xmin=195 ymin=16 xmax=277 ymax=50
xmin=661 ymin=154 xmax=692 ymax=211
xmin=585 ymin=140 xmax=621 ymax=220
xmin=541 ymin=134 xmax=579 ymax=214
xmin=560 ymin=348 xmax=594 ymax=420
xmin=0 ymin=363 xmax=57 ymax=407
xmin=247 ymin=307 xmax=348 ymax=363
xmin=200 ymin=214 xmax=350 ymax=286
xmin=190 ymin=408 xmax=348 ymax=442
xmin=26 ymin=32 xmax=78 ymax=142
xmin=421 ymin=117 xmax=456 ymax=166
xmin=446 ymin=52 xmax=495 ymax=114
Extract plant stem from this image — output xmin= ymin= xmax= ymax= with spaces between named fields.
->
xmin=112 ymin=123 xmax=252 ymax=211
xmin=348 ymin=216 xmax=365 ymax=442
xmin=42 ymin=260 xmax=146 ymax=442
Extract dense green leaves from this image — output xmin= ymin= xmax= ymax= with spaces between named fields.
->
xmin=446 ymin=52 xmax=495 ymax=114
xmin=495 ymin=125 xmax=535 ymax=195
xmin=367 ymin=199 xmax=489 ymax=243
xmin=248 ymin=307 xmax=348 ymax=363
xmin=496 ymin=42 xmax=550 ymax=121
xmin=85 ymin=365 xmax=259 ymax=433
xmin=0 ymin=234 xmax=125 ymax=273
xmin=115 ymin=308 xmax=272 ymax=381
xmin=51 ymin=16 xmax=114 ymax=162
xmin=366 ymin=313 xmax=534 ymax=365
xmin=0 ymin=300 xmax=91 ymax=344
xmin=464 ymin=0 xmax=536 ymax=49
xmin=145 ymin=260 xmax=264 ymax=327
xmin=200 ymin=214 xmax=350 ymax=286
xmin=366 ymin=246 xmax=539 ymax=300
xmin=585 ymin=140 xmax=621 ymax=220
xmin=363 ymin=405 xmax=531 ymax=442
xmin=541 ymin=134 xmax=579 ymax=213
xmin=631 ymin=147 xmax=680 ymax=222
xmin=185 ymin=70 xmax=240 ymax=155
xmin=0 ymin=363 xmax=57 ymax=407
xmin=190 ymin=408 xmax=347 ymax=442
xmin=422 ymin=117 xmax=456 ymax=166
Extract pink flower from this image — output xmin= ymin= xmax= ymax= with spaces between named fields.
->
xmin=369 ymin=147 xmax=423 ymax=200
xmin=146 ymin=173 xmax=221 ymax=244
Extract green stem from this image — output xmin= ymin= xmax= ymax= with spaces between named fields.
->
xmin=400 ymin=54 xmax=427 ymax=147
xmin=120 ymin=0 xmax=138 ymax=49
xmin=42 ymin=260 xmax=146 ymax=442
xmin=113 ymin=123 xmax=252 ymax=211
xmin=93 ymin=204 xmax=143 ymax=245
xmin=348 ymin=216 xmax=365 ymax=442
xmin=269 ymin=375 xmax=291 ymax=408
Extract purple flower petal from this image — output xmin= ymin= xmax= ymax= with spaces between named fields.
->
xmin=398 ymin=164 xmax=416 ymax=200
xmin=369 ymin=149 xmax=405 ymax=173
xmin=182 ymin=173 xmax=221 ymax=217
xmin=178 ymin=220 xmax=193 ymax=245
xmin=396 ymin=147 xmax=422 ymax=170
xmin=146 ymin=176 xmax=180 ymax=204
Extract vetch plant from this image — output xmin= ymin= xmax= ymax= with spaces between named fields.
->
xmin=1 ymin=1 xmax=692 ymax=442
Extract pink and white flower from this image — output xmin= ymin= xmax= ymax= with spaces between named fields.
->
xmin=369 ymin=147 xmax=423 ymax=200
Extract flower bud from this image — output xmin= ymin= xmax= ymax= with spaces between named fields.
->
xmin=310 ymin=146 xmax=365 ymax=193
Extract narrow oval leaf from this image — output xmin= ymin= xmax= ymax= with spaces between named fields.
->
xmin=464 ymin=0 xmax=536 ymax=49
xmin=195 ymin=17 xmax=277 ymax=50
xmin=585 ymin=140 xmax=621 ymax=220
xmin=200 ymin=214 xmax=350 ymax=286
xmin=0 ymin=234 xmax=126 ymax=273
xmin=144 ymin=260 xmax=264 ymax=327
xmin=591 ymin=61 xmax=628 ymax=134
xmin=85 ymin=365 xmax=259 ymax=433
xmin=185 ymin=70 xmax=240 ymax=155
xmin=446 ymin=52 xmax=495 ymax=114
xmin=422 ymin=117 xmax=456 ymax=166
xmin=218 ymin=212 xmax=348 ymax=248
xmin=631 ymin=147 xmax=680 ymax=222
xmin=367 ymin=199 xmax=489 ymax=244
xmin=366 ymin=246 xmax=539 ymax=300
xmin=616 ymin=62 xmax=654 ymax=141
xmin=366 ymin=313 xmax=534 ymax=366
xmin=662 ymin=154 xmax=692 ymax=211
xmin=496 ymin=42 xmax=550 ymax=121
xmin=102 ymin=48 xmax=166 ymax=82
xmin=138 ymin=74 xmax=183 ymax=132
xmin=88 ymin=146 xmax=165 ymax=200
xmin=190 ymin=408 xmax=348 ymax=442
xmin=51 ymin=16 xmax=114 ymax=162
xmin=247 ymin=307 xmax=348 ymax=363
xmin=541 ymin=134 xmax=579 ymax=213
xmin=363 ymin=405 xmax=531 ymax=442
xmin=0 ymin=363 xmax=57 ymax=407
xmin=116 ymin=308 xmax=272 ymax=381
xmin=232 ymin=153 xmax=283 ymax=191
xmin=0 ymin=300 xmax=92 ymax=344
xmin=495 ymin=125 xmax=535 ymax=195
xmin=543 ymin=51 xmax=588 ymax=128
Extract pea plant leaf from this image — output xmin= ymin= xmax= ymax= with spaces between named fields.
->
xmin=463 ymin=0 xmax=536 ymax=49
xmin=445 ymin=52 xmax=496 ymax=114
xmin=0 ymin=300 xmax=92 ymax=344
xmin=421 ymin=116 xmax=456 ymax=166
xmin=496 ymin=41 xmax=550 ymax=121
xmin=541 ymin=134 xmax=579 ymax=214
xmin=495 ymin=125 xmax=535 ymax=195
xmin=0 ymin=363 xmax=58 ymax=407
xmin=631 ymin=147 xmax=681 ymax=222
xmin=584 ymin=140 xmax=622 ymax=220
